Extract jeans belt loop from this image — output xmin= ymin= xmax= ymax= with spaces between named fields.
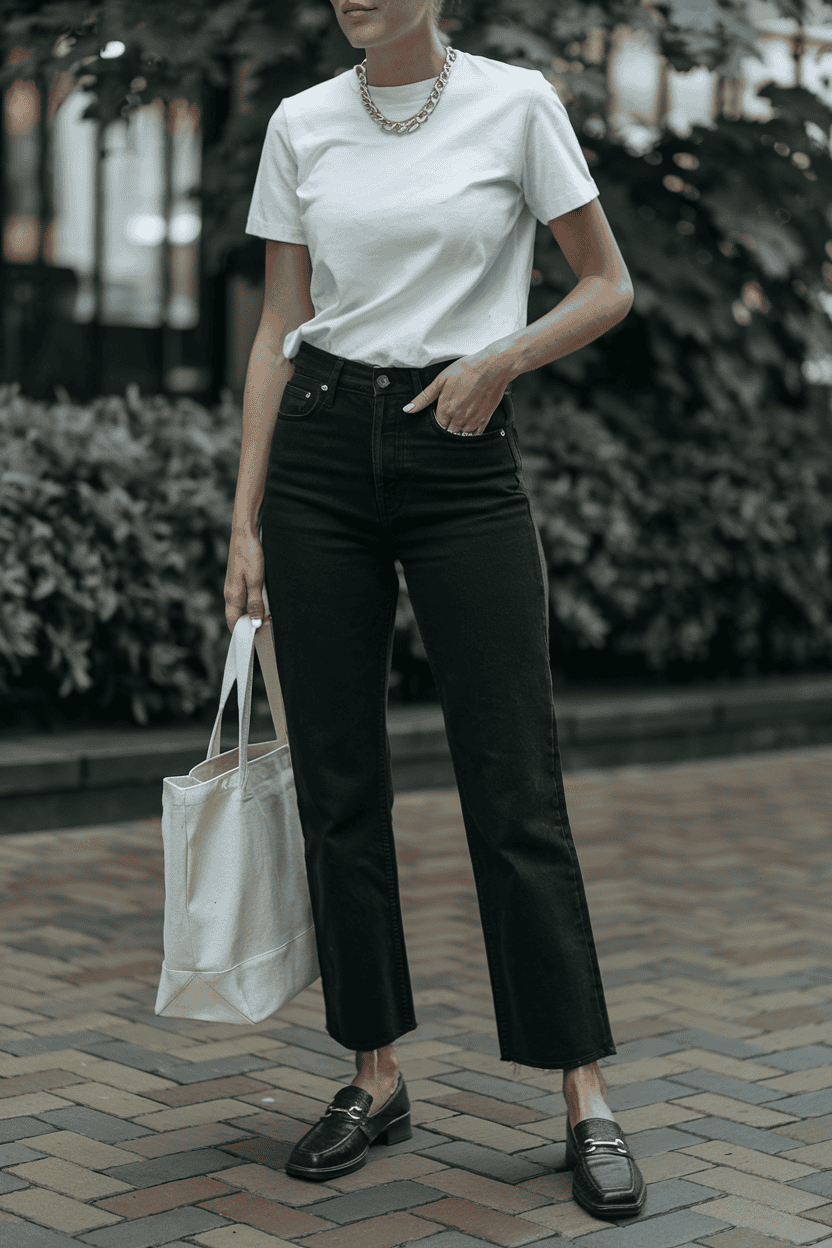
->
xmin=408 ymin=367 xmax=422 ymax=402
xmin=319 ymin=356 xmax=346 ymax=409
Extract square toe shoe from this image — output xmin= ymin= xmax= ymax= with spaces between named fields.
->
xmin=565 ymin=1116 xmax=646 ymax=1220
xmin=285 ymin=1073 xmax=412 ymax=1181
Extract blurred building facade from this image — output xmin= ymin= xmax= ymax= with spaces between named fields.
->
xmin=2 ymin=0 xmax=831 ymax=404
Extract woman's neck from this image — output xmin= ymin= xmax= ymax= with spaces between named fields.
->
xmin=363 ymin=26 xmax=448 ymax=86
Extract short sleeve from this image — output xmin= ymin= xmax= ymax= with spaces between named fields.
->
xmin=521 ymin=74 xmax=599 ymax=225
xmin=245 ymin=102 xmax=306 ymax=245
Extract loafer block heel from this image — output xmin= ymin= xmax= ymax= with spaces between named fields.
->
xmin=377 ymin=1110 xmax=412 ymax=1145
xmin=566 ymin=1117 xmax=646 ymax=1221
xmin=285 ymin=1073 xmax=411 ymax=1182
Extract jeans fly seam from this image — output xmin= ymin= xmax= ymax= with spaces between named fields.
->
xmin=372 ymin=389 xmax=389 ymax=532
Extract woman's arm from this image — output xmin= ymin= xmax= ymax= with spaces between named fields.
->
xmin=400 ymin=198 xmax=634 ymax=431
xmin=231 ymin=240 xmax=315 ymax=535
xmin=481 ymin=197 xmax=634 ymax=381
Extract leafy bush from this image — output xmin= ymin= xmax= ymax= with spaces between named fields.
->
xmin=0 ymin=382 xmax=434 ymax=732
xmin=515 ymin=84 xmax=832 ymax=684
xmin=0 ymin=382 xmax=239 ymax=730
xmin=5 ymin=2 xmax=832 ymax=714
xmin=519 ymin=387 xmax=832 ymax=683
xmin=3 ymin=363 xmax=832 ymax=736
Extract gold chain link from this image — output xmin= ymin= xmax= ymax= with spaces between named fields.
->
xmin=355 ymin=46 xmax=458 ymax=134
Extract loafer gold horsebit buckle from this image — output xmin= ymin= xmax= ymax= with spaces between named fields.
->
xmin=324 ymin=1103 xmax=363 ymax=1121
xmin=582 ymin=1136 xmax=629 ymax=1155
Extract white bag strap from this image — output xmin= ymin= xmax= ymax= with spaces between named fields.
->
xmin=205 ymin=615 xmax=256 ymax=789
xmin=205 ymin=609 xmax=289 ymax=791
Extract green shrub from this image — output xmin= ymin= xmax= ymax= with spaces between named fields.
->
xmin=0 ymin=382 xmax=432 ymax=731
xmin=515 ymin=86 xmax=832 ymax=684
xmin=2 ymin=365 xmax=832 ymax=736
xmin=518 ymin=385 xmax=832 ymax=683
xmin=0 ymin=382 xmax=239 ymax=729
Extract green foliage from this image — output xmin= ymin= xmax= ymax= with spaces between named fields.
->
xmin=3 ymin=368 xmax=828 ymax=738
xmin=0 ymin=0 xmax=259 ymax=120
xmin=0 ymin=0 xmax=808 ymax=281
xmin=4 ymin=0 xmax=832 ymax=698
xmin=513 ymin=80 xmax=832 ymax=678
xmin=521 ymin=387 xmax=832 ymax=679
xmin=0 ymin=383 xmax=240 ymax=727
xmin=0 ymin=385 xmax=444 ymax=726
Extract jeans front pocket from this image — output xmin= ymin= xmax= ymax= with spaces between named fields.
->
xmin=278 ymin=378 xmax=324 ymax=421
xmin=429 ymin=390 xmax=515 ymax=441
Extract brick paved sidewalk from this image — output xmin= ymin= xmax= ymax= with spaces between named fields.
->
xmin=0 ymin=746 xmax=830 ymax=1248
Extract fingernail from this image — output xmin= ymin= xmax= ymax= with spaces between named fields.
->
xmin=402 ymin=402 xmax=415 ymax=412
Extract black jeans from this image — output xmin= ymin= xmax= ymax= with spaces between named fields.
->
xmin=260 ymin=340 xmax=616 ymax=1069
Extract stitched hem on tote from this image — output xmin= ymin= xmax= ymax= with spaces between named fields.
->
xmin=162 ymin=923 xmax=318 ymax=979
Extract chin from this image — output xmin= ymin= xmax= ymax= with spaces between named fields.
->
xmin=339 ymin=18 xmax=386 ymax=45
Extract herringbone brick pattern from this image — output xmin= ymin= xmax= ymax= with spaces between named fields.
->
xmin=0 ymin=745 xmax=830 ymax=1246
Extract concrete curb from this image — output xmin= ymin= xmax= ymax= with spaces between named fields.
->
xmin=2 ymin=673 xmax=832 ymax=833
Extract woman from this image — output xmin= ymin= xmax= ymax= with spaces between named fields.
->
xmin=226 ymin=0 xmax=645 ymax=1221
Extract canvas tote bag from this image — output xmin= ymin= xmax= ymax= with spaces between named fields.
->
xmin=155 ymin=597 xmax=319 ymax=1024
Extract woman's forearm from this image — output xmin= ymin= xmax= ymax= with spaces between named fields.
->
xmin=474 ymin=275 xmax=633 ymax=383
xmin=232 ymin=331 xmax=293 ymax=534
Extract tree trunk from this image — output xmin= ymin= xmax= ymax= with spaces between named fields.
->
xmin=88 ymin=113 xmax=107 ymax=397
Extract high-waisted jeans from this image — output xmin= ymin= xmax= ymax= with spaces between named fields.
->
xmin=259 ymin=339 xmax=616 ymax=1070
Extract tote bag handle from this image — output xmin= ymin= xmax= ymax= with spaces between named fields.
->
xmin=252 ymin=581 xmax=289 ymax=748
xmin=204 ymin=591 xmax=288 ymax=792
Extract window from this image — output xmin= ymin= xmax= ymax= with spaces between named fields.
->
xmin=2 ymin=52 xmax=209 ymax=398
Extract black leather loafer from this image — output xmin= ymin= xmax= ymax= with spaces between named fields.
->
xmin=285 ymin=1073 xmax=412 ymax=1181
xmin=565 ymin=1116 xmax=646 ymax=1219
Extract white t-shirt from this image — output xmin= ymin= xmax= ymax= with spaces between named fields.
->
xmin=245 ymin=48 xmax=599 ymax=369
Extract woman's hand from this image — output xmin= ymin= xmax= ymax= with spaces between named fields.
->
xmin=403 ymin=353 xmax=513 ymax=436
xmin=225 ymin=526 xmax=266 ymax=634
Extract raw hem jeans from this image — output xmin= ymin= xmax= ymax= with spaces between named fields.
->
xmin=259 ymin=340 xmax=617 ymax=1069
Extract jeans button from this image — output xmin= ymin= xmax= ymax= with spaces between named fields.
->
xmin=377 ymin=374 xmax=390 ymax=388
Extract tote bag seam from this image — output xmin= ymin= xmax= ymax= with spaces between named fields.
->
xmin=168 ymin=743 xmax=289 ymax=793
xmin=160 ymin=972 xmax=254 ymax=1022
xmin=159 ymin=971 xmax=198 ymax=1010
xmin=183 ymin=797 xmax=198 ymax=971
xmin=162 ymin=921 xmax=318 ymax=979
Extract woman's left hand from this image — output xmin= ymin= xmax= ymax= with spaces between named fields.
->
xmin=403 ymin=353 xmax=512 ymax=436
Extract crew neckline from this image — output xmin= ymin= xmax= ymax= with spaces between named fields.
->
xmin=347 ymin=48 xmax=463 ymax=95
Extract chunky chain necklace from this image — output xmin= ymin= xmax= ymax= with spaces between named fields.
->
xmin=355 ymin=46 xmax=457 ymax=134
